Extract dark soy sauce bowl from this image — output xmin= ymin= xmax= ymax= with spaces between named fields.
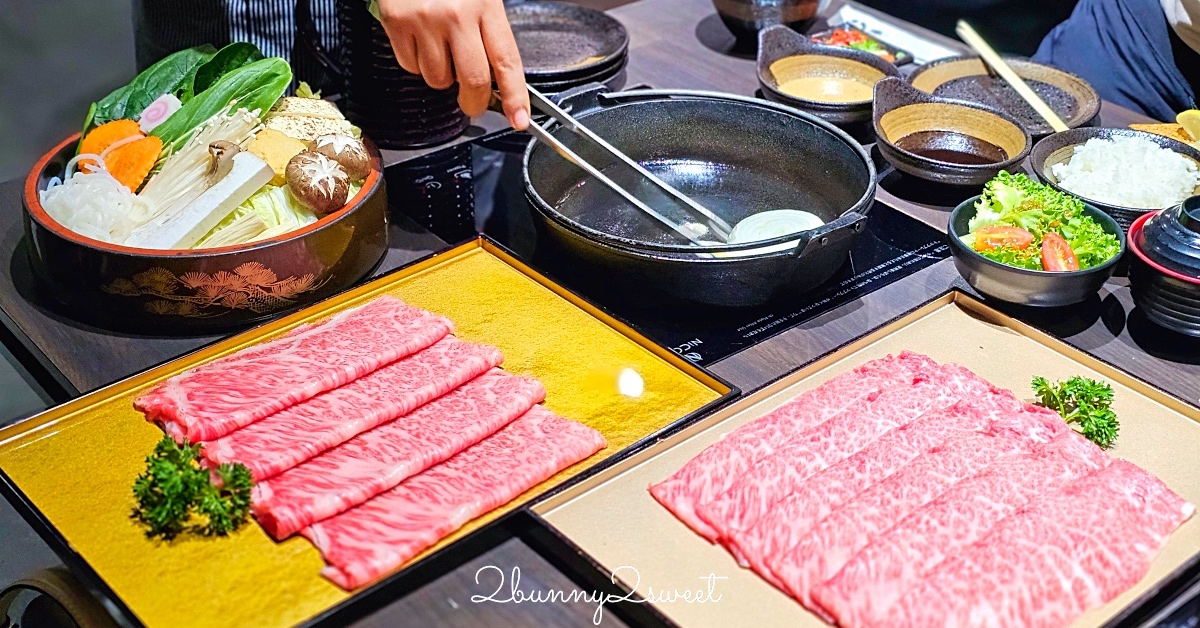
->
xmin=873 ymin=78 xmax=1031 ymax=186
xmin=948 ymin=195 xmax=1125 ymax=307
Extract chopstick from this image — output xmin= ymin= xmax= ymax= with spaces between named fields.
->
xmin=955 ymin=20 xmax=1069 ymax=133
xmin=520 ymin=114 xmax=711 ymax=246
xmin=525 ymin=87 xmax=735 ymax=241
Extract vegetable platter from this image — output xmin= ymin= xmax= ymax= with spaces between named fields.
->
xmin=0 ymin=237 xmax=733 ymax=628
xmin=532 ymin=290 xmax=1200 ymax=628
xmin=22 ymin=43 xmax=388 ymax=331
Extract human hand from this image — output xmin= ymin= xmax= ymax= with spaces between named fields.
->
xmin=376 ymin=0 xmax=530 ymax=130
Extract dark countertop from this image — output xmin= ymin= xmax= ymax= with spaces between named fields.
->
xmin=2 ymin=0 xmax=1199 ymax=626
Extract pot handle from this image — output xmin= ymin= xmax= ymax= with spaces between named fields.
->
xmin=789 ymin=211 xmax=868 ymax=259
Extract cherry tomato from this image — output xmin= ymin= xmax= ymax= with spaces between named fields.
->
xmin=1041 ymin=232 xmax=1080 ymax=271
xmin=973 ymin=225 xmax=1035 ymax=251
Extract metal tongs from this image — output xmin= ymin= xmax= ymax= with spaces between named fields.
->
xmin=517 ymin=87 xmax=734 ymax=245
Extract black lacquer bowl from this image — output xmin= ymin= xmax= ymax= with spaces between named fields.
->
xmin=948 ymin=195 xmax=1125 ymax=307
xmin=23 ymin=134 xmax=388 ymax=333
xmin=873 ymin=78 xmax=1031 ymax=186
xmin=756 ymin=25 xmax=901 ymax=126
xmin=1030 ymin=127 xmax=1200 ymax=232
xmin=1128 ymin=197 xmax=1200 ymax=336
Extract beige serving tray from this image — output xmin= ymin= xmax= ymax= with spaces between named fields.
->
xmin=534 ymin=291 xmax=1200 ymax=628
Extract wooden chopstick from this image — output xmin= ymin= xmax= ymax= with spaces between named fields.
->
xmin=955 ymin=20 xmax=1069 ymax=133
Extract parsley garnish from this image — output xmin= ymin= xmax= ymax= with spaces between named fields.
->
xmin=132 ymin=436 xmax=253 ymax=539
xmin=1032 ymin=376 xmax=1120 ymax=449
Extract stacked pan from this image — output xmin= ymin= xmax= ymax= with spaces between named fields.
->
xmin=335 ymin=0 xmax=468 ymax=149
xmin=507 ymin=1 xmax=630 ymax=95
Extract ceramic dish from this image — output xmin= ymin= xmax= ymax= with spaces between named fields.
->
xmin=23 ymin=135 xmax=388 ymax=332
xmin=1029 ymin=127 xmax=1200 ymax=231
xmin=873 ymin=78 xmax=1031 ymax=186
xmin=507 ymin=0 xmax=629 ymax=79
xmin=808 ymin=25 xmax=912 ymax=65
xmin=908 ymin=55 xmax=1100 ymax=137
xmin=757 ymin=25 xmax=902 ymax=125
xmin=948 ymin=195 xmax=1125 ymax=306
xmin=1128 ymin=199 xmax=1200 ymax=336
xmin=527 ymin=56 xmax=629 ymax=94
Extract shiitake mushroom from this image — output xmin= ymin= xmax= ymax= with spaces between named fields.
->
xmin=285 ymin=150 xmax=349 ymax=215
xmin=310 ymin=134 xmax=370 ymax=181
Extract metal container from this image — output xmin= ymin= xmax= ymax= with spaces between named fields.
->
xmin=522 ymin=88 xmax=876 ymax=308
xmin=23 ymin=134 xmax=388 ymax=332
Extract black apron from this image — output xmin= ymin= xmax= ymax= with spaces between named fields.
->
xmin=1033 ymin=0 xmax=1198 ymax=121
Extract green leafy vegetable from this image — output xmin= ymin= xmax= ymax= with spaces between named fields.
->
xmin=196 ymin=463 xmax=254 ymax=536
xmin=87 ymin=45 xmax=217 ymax=132
xmin=295 ymin=81 xmax=322 ymax=99
xmin=152 ymin=57 xmax=292 ymax=153
xmin=1032 ymin=375 xmax=1120 ymax=449
xmin=969 ymin=172 xmax=1121 ymax=270
xmin=131 ymin=436 xmax=254 ymax=540
xmin=187 ymin=42 xmax=265 ymax=101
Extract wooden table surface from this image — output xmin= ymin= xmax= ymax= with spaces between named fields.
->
xmin=1 ymin=0 xmax=1199 ymax=626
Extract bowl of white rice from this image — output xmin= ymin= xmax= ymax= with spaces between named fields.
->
xmin=1030 ymin=127 xmax=1200 ymax=230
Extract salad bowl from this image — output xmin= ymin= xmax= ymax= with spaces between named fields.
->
xmin=23 ymin=134 xmax=388 ymax=333
xmin=948 ymin=194 xmax=1125 ymax=307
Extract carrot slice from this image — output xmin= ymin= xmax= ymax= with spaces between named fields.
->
xmin=104 ymin=135 xmax=164 ymax=191
xmin=79 ymin=119 xmax=142 ymax=156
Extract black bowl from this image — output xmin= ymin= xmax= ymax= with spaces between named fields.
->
xmin=908 ymin=55 xmax=1100 ymax=139
xmin=756 ymin=25 xmax=902 ymax=126
xmin=948 ymin=195 xmax=1125 ymax=307
xmin=507 ymin=1 xmax=630 ymax=79
xmin=712 ymin=0 xmax=821 ymax=41
xmin=1029 ymin=127 xmax=1200 ymax=232
xmin=1128 ymin=204 xmax=1200 ymax=336
xmin=874 ymin=78 xmax=1031 ymax=186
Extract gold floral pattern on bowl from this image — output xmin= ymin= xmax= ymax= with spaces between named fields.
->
xmin=102 ymin=262 xmax=325 ymax=318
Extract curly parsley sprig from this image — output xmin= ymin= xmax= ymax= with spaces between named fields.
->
xmin=1032 ymin=375 xmax=1120 ymax=449
xmin=132 ymin=436 xmax=253 ymax=540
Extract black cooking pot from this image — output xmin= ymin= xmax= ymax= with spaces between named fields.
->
xmin=523 ymin=88 xmax=875 ymax=308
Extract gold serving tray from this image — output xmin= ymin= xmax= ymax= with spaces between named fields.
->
xmin=535 ymin=291 xmax=1200 ymax=628
xmin=0 ymin=238 xmax=728 ymax=628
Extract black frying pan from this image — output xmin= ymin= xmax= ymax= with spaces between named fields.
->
xmin=523 ymin=87 xmax=877 ymax=308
